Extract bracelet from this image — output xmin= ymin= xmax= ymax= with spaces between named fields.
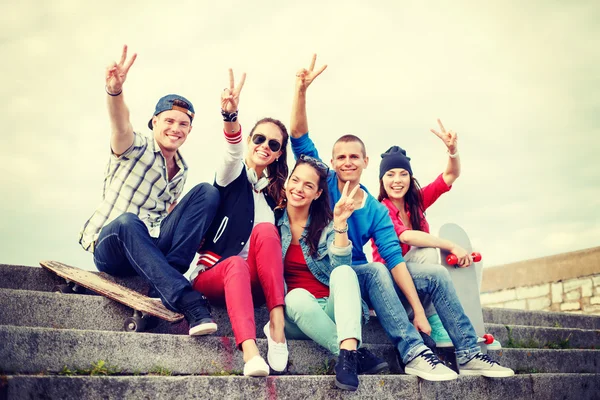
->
xmin=447 ymin=149 xmax=459 ymax=159
xmin=105 ymin=85 xmax=122 ymax=97
xmin=333 ymin=223 xmax=348 ymax=234
xmin=221 ymin=109 xmax=238 ymax=122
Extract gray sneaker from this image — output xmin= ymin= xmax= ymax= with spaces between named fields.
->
xmin=404 ymin=350 xmax=458 ymax=381
xmin=460 ymin=353 xmax=515 ymax=377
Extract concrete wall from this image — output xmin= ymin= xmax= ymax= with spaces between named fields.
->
xmin=480 ymin=247 xmax=600 ymax=316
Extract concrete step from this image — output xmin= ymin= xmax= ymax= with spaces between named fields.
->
xmin=2 ymin=374 xmax=599 ymax=400
xmin=2 ymin=325 xmax=599 ymax=376
xmin=3 ymin=288 xmax=598 ymax=349
xmin=0 ymin=263 xmax=150 ymax=294
xmin=483 ymin=307 xmax=600 ymax=330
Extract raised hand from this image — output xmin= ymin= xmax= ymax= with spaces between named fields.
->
xmin=333 ymin=181 xmax=360 ymax=224
xmin=295 ymin=54 xmax=327 ymax=92
xmin=221 ymin=68 xmax=246 ymax=113
xmin=430 ymin=119 xmax=458 ymax=154
xmin=105 ymin=45 xmax=137 ymax=94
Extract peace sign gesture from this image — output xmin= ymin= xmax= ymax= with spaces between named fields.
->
xmin=333 ymin=181 xmax=360 ymax=224
xmin=105 ymin=45 xmax=137 ymax=94
xmin=295 ymin=54 xmax=328 ymax=92
xmin=221 ymin=68 xmax=246 ymax=113
xmin=430 ymin=118 xmax=458 ymax=153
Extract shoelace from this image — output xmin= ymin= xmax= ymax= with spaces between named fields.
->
xmin=420 ymin=351 xmax=443 ymax=368
xmin=340 ymin=351 xmax=358 ymax=373
xmin=473 ymin=353 xmax=499 ymax=365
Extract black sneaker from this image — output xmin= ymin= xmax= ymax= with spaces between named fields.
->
xmin=178 ymin=295 xmax=217 ymax=336
xmin=335 ymin=349 xmax=359 ymax=391
xmin=356 ymin=348 xmax=389 ymax=374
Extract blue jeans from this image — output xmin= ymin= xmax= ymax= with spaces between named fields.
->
xmin=351 ymin=262 xmax=428 ymax=364
xmin=284 ymin=265 xmax=363 ymax=355
xmin=93 ymin=183 xmax=220 ymax=312
xmin=396 ymin=262 xmax=481 ymax=364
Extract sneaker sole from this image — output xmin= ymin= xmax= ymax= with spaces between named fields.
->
xmin=361 ymin=361 xmax=389 ymax=374
xmin=404 ymin=367 xmax=458 ymax=381
xmin=243 ymin=368 xmax=270 ymax=377
xmin=335 ymin=378 xmax=358 ymax=391
xmin=460 ymin=369 xmax=515 ymax=378
xmin=189 ymin=322 xmax=218 ymax=336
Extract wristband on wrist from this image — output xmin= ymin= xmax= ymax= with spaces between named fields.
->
xmin=105 ymin=85 xmax=122 ymax=97
xmin=221 ymin=109 xmax=238 ymax=122
xmin=447 ymin=149 xmax=459 ymax=159
xmin=333 ymin=223 xmax=349 ymax=234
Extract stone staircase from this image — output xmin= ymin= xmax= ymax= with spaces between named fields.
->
xmin=1 ymin=263 xmax=599 ymax=399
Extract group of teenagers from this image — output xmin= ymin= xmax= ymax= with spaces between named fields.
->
xmin=79 ymin=46 xmax=514 ymax=391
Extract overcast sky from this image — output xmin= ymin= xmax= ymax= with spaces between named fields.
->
xmin=1 ymin=0 xmax=598 ymax=272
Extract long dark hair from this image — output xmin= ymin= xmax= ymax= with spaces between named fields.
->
xmin=288 ymin=158 xmax=332 ymax=257
xmin=378 ymin=176 xmax=426 ymax=232
xmin=249 ymin=118 xmax=289 ymax=208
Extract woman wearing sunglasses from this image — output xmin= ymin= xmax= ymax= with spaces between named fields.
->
xmin=189 ymin=69 xmax=289 ymax=377
xmin=277 ymin=155 xmax=388 ymax=391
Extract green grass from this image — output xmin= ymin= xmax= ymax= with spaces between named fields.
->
xmin=59 ymin=360 xmax=121 ymax=376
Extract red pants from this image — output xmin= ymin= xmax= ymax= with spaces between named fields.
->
xmin=192 ymin=223 xmax=285 ymax=347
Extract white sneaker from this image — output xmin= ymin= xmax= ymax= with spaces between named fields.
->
xmin=243 ymin=355 xmax=270 ymax=377
xmin=263 ymin=322 xmax=288 ymax=372
xmin=404 ymin=350 xmax=458 ymax=381
xmin=460 ymin=353 xmax=514 ymax=377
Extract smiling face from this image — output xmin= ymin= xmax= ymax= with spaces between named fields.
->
xmin=331 ymin=141 xmax=369 ymax=185
xmin=152 ymin=110 xmax=192 ymax=154
xmin=246 ymin=122 xmax=283 ymax=170
xmin=381 ymin=168 xmax=411 ymax=201
xmin=285 ymin=163 xmax=323 ymax=210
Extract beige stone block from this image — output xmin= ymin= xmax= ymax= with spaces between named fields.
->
xmin=592 ymin=275 xmax=600 ymax=287
xmin=582 ymin=283 xmax=593 ymax=297
xmin=503 ymin=299 xmax=527 ymax=310
xmin=583 ymin=304 xmax=600 ymax=312
xmin=591 ymin=297 xmax=600 ymax=305
xmin=563 ymin=278 xmax=593 ymax=293
xmin=567 ymin=311 xmax=584 ymax=314
xmin=527 ymin=296 xmax=551 ymax=311
xmin=560 ymin=301 xmax=581 ymax=311
xmin=485 ymin=303 xmax=505 ymax=309
xmin=565 ymin=290 xmax=581 ymax=301
xmin=516 ymin=283 xmax=550 ymax=300
xmin=480 ymin=289 xmax=516 ymax=305
xmin=551 ymin=282 xmax=563 ymax=304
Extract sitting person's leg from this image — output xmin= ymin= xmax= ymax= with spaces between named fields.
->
xmin=404 ymin=247 xmax=452 ymax=346
xmin=404 ymin=262 xmax=514 ymax=377
xmin=192 ymin=256 xmax=270 ymax=377
xmin=154 ymin=183 xmax=220 ymax=274
xmin=247 ymin=222 xmax=287 ymax=372
xmin=94 ymin=213 xmax=214 ymax=335
xmin=351 ymin=262 xmax=457 ymax=381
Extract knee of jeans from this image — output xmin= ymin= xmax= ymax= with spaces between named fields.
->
xmin=428 ymin=264 xmax=451 ymax=284
xmin=284 ymin=288 xmax=315 ymax=319
xmin=193 ymin=183 xmax=220 ymax=207
xmin=112 ymin=212 xmax=143 ymax=231
xmin=251 ymin=222 xmax=278 ymax=239
xmin=330 ymin=265 xmax=357 ymax=285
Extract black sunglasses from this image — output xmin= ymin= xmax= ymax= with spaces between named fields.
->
xmin=299 ymin=154 xmax=329 ymax=173
xmin=251 ymin=134 xmax=282 ymax=152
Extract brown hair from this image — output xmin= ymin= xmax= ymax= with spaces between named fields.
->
xmin=333 ymin=134 xmax=366 ymax=157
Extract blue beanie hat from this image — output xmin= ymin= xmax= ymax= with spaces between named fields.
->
xmin=379 ymin=146 xmax=413 ymax=179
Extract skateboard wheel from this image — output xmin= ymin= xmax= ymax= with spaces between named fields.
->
xmin=472 ymin=252 xmax=482 ymax=262
xmin=124 ymin=316 xmax=147 ymax=332
xmin=446 ymin=254 xmax=458 ymax=265
xmin=483 ymin=333 xmax=494 ymax=344
xmin=53 ymin=284 xmax=73 ymax=294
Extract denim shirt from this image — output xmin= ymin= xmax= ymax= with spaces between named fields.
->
xmin=277 ymin=210 xmax=371 ymax=322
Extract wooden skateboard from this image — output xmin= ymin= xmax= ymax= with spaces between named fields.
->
xmin=40 ymin=260 xmax=184 ymax=332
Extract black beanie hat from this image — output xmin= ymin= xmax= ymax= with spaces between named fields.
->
xmin=379 ymin=146 xmax=413 ymax=179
